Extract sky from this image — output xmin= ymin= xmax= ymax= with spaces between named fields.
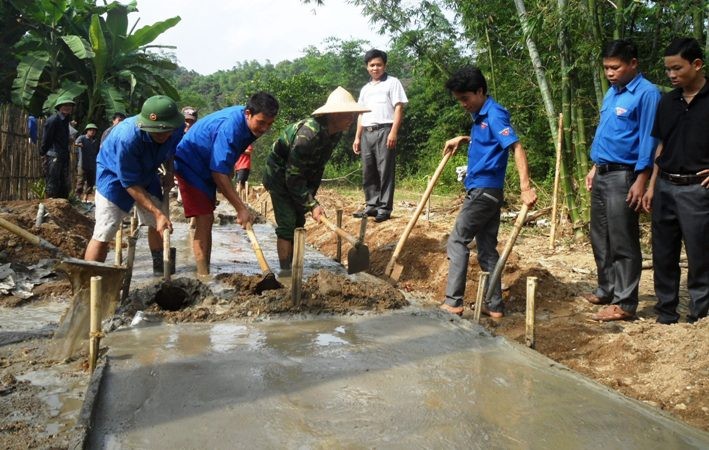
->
xmin=127 ymin=0 xmax=391 ymax=75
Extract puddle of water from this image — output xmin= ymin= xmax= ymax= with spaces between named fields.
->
xmin=89 ymin=312 xmax=709 ymax=449
xmin=16 ymin=367 xmax=86 ymax=437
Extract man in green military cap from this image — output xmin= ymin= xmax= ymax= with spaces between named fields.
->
xmin=263 ymin=87 xmax=370 ymax=273
xmin=84 ymin=95 xmax=184 ymax=272
xmin=74 ymin=123 xmax=99 ymax=202
xmin=40 ymin=95 xmax=76 ymax=198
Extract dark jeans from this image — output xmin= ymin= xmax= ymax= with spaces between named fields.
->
xmin=589 ymin=169 xmax=641 ymax=313
xmin=360 ymin=126 xmax=396 ymax=215
xmin=652 ymin=178 xmax=709 ymax=323
xmin=444 ymin=188 xmax=504 ymax=312
xmin=44 ymin=152 xmax=70 ymax=199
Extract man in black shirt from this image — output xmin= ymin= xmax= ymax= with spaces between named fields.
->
xmin=40 ymin=96 xmax=75 ymax=198
xmin=642 ymin=37 xmax=708 ymax=324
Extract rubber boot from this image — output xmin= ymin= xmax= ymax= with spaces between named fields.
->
xmin=277 ymin=238 xmax=293 ymax=277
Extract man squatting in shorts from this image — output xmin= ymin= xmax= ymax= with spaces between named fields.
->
xmin=174 ymin=92 xmax=279 ymax=276
xmin=84 ymin=96 xmax=184 ymax=274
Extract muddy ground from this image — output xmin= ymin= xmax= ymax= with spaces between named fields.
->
xmin=0 ymin=191 xmax=707 ymax=448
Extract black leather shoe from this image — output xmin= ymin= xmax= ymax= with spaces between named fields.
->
xmin=353 ymin=209 xmax=377 ymax=218
xmin=374 ymin=213 xmax=391 ymax=223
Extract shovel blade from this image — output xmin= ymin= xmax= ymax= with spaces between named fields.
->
xmin=255 ymin=272 xmax=283 ymax=294
xmin=347 ymin=244 xmax=370 ymax=274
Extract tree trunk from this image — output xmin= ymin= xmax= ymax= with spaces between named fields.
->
xmin=614 ymin=0 xmax=625 ymax=39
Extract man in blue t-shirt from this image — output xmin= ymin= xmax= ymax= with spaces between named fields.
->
xmin=583 ymin=40 xmax=660 ymax=322
xmin=84 ymin=96 xmax=184 ymax=273
xmin=174 ymin=92 xmax=279 ymax=276
xmin=440 ymin=66 xmax=537 ymax=318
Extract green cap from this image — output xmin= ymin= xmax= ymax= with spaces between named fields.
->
xmin=54 ymin=95 xmax=76 ymax=109
xmin=136 ymin=95 xmax=183 ymax=132
xmin=84 ymin=123 xmax=98 ymax=131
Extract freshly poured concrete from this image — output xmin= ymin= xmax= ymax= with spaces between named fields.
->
xmin=88 ymin=311 xmax=709 ymax=449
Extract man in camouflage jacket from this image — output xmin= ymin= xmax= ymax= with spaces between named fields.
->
xmin=263 ymin=87 xmax=369 ymax=272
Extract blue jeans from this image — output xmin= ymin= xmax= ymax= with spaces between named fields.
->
xmin=444 ymin=188 xmax=504 ymax=312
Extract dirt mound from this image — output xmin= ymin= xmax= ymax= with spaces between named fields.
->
xmin=0 ymin=199 xmax=93 ymax=263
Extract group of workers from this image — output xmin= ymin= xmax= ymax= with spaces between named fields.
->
xmin=48 ymin=37 xmax=704 ymax=327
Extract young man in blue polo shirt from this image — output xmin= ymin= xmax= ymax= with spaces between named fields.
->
xmin=439 ymin=66 xmax=537 ymax=318
xmin=642 ymin=37 xmax=709 ymax=324
xmin=174 ymin=92 xmax=279 ymax=276
xmin=84 ymin=95 xmax=184 ymax=269
xmin=583 ymin=40 xmax=661 ymax=322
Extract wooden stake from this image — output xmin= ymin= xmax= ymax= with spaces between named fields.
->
xmin=358 ymin=216 xmax=367 ymax=242
xmin=425 ymin=176 xmax=431 ymax=221
xmin=526 ymin=277 xmax=538 ymax=348
xmin=130 ymin=209 xmax=138 ymax=236
xmin=114 ymin=225 xmax=123 ymax=266
xmin=89 ymin=275 xmax=102 ymax=373
xmin=474 ymin=272 xmax=489 ymax=323
xmin=549 ymin=113 xmax=564 ymax=250
xmin=163 ymin=229 xmax=171 ymax=282
xmin=291 ymin=227 xmax=305 ymax=306
xmin=245 ymin=181 xmax=250 ymax=202
xmin=335 ymin=209 xmax=343 ymax=263
xmin=121 ymin=231 xmax=138 ymax=302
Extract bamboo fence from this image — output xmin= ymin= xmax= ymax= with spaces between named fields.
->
xmin=0 ymin=103 xmax=45 ymax=201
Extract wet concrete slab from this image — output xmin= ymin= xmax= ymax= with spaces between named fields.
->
xmin=87 ymin=309 xmax=709 ymax=449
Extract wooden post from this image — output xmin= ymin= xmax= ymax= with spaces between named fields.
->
xmin=526 ymin=277 xmax=538 ymax=348
xmin=474 ymin=272 xmax=489 ymax=323
xmin=130 ymin=210 xmax=138 ymax=236
xmin=114 ymin=225 xmax=123 ymax=265
xmin=245 ymin=181 xmax=250 ymax=202
xmin=121 ymin=232 xmax=138 ymax=302
xmin=163 ymin=229 xmax=171 ymax=282
xmin=549 ymin=113 xmax=564 ymax=250
xmin=426 ymin=176 xmax=432 ymax=221
xmin=89 ymin=275 xmax=102 ymax=373
xmin=291 ymin=227 xmax=305 ymax=306
xmin=35 ymin=203 xmax=46 ymax=227
xmin=335 ymin=209 xmax=343 ymax=263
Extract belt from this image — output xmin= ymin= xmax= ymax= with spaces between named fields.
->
xmin=596 ymin=163 xmax=634 ymax=175
xmin=363 ymin=123 xmax=392 ymax=132
xmin=660 ymin=171 xmax=708 ymax=185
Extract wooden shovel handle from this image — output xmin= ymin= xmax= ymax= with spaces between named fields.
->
xmin=245 ymin=223 xmax=273 ymax=274
xmin=319 ymin=216 xmax=359 ymax=247
xmin=162 ymin=228 xmax=171 ymax=281
xmin=484 ymin=204 xmax=530 ymax=302
xmin=0 ymin=216 xmax=62 ymax=255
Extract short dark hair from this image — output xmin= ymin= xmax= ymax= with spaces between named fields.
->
xmin=664 ymin=37 xmax=704 ymax=63
xmin=246 ymin=92 xmax=279 ymax=118
xmin=445 ymin=66 xmax=488 ymax=95
xmin=113 ymin=112 xmax=126 ymax=121
xmin=602 ymin=39 xmax=638 ymax=63
xmin=364 ymin=49 xmax=387 ymax=64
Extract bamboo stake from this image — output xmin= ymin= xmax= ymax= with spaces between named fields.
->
xmin=474 ymin=272 xmax=489 ymax=324
xmin=89 ymin=275 xmax=102 ymax=373
xmin=526 ymin=277 xmax=538 ymax=348
xmin=291 ymin=227 xmax=305 ymax=306
xmin=114 ymin=225 xmax=123 ymax=265
xmin=335 ymin=209 xmax=343 ymax=263
xmin=549 ymin=113 xmax=564 ymax=250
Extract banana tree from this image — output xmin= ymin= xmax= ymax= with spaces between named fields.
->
xmin=10 ymin=0 xmax=180 ymax=122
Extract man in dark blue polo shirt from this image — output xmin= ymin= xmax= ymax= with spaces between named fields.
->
xmin=439 ymin=66 xmax=537 ymax=318
xmin=583 ymin=40 xmax=660 ymax=321
xmin=642 ymin=37 xmax=708 ymax=324
xmin=174 ymin=92 xmax=278 ymax=276
xmin=84 ymin=96 xmax=184 ymax=269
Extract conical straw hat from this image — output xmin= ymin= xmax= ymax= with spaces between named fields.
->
xmin=312 ymin=86 xmax=371 ymax=116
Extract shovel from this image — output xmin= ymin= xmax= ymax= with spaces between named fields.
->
xmin=244 ymin=222 xmax=283 ymax=294
xmin=319 ymin=216 xmax=370 ymax=274
xmin=483 ymin=204 xmax=530 ymax=304
xmin=384 ymin=149 xmax=453 ymax=283
xmin=0 ymin=216 xmax=126 ymax=358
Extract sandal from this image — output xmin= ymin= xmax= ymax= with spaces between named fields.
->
xmin=591 ymin=305 xmax=634 ymax=322
xmin=440 ymin=304 xmax=464 ymax=316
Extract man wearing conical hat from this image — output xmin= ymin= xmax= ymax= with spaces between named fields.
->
xmin=74 ymin=123 xmax=100 ymax=202
xmin=263 ymin=87 xmax=370 ymax=274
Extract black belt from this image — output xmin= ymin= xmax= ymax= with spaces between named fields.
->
xmin=364 ymin=123 xmax=392 ymax=132
xmin=596 ymin=163 xmax=633 ymax=175
xmin=660 ymin=171 xmax=708 ymax=185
